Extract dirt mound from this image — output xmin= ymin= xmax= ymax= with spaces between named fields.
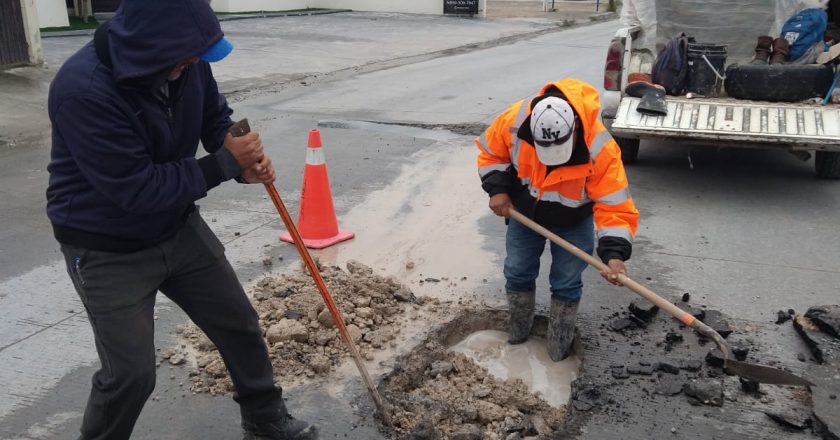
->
xmin=168 ymin=260 xmax=420 ymax=395
xmin=382 ymin=343 xmax=565 ymax=439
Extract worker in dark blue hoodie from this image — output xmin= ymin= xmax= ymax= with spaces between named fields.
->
xmin=46 ymin=1 xmax=317 ymax=439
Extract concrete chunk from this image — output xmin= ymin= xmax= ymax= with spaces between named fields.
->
xmin=266 ymin=319 xmax=309 ymax=343
xmin=683 ymin=380 xmax=723 ymax=406
xmin=451 ymin=424 xmax=482 ymax=440
xmin=393 ymin=286 xmax=416 ymax=303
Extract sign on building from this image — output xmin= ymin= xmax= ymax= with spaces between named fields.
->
xmin=444 ymin=0 xmax=478 ymax=15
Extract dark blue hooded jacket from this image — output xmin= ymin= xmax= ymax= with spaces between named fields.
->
xmin=47 ymin=0 xmax=237 ymax=252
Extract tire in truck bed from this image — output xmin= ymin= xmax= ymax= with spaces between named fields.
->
xmin=724 ymin=64 xmax=834 ymax=102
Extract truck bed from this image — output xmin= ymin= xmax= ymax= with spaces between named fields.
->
xmin=609 ymin=96 xmax=840 ymax=151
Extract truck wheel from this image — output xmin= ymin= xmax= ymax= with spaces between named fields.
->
xmin=815 ymin=151 xmax=840 ymax=179
xmin=615 ymin=137 xmax=640 ymax=164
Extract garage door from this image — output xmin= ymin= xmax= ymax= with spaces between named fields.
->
xmin=0 ymin=0 xmax=30 ymax=69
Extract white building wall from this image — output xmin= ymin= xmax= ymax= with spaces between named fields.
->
xmin=311 ymin=0 xmax=442 ymax=14
xmin=21 ymin=0 xmax=44 ymax=64
xmin=211 ymin=0 xmax=312 ymax=13
xmin=213 ymin=0 xmax=448 ymax=15
xmin=35 ymin=0 xmax=69 ymax=28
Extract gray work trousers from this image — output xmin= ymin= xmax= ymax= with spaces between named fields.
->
xmin=60 ymin=210 xmax=281 ymax=440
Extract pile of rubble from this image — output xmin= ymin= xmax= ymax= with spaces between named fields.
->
xmin=165 ymin=260 xmax=421 ymax=395
xmin=382 ymin=344 xmax=566 ymax=440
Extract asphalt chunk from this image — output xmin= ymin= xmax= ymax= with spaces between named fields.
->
xmin=627 ymin=364 xmax=654 ymax=376
xmin=701 ymin=310 xmax=733 ymax=339
xmin=705 ymin=348 xmax=725 ymax=368
xmin=655 ymin=361 xmax=680 ymax=375
xmin=628 ymin=299 xmax=659 ymax=322
xmin=765 ymin=409 xmax=812 ymax=431
xmin=793 ymin=315 xmax=839 ymax=364
xmin=609 ymin=318 xmax=637 ymax=332
xmin=677 ymin=303 xmax=706 ymax=322
xmin=655 ymin=376 xmax=684 ymax=396
xmin=805 ymin=305 xmax=840 ymax=339
xmin=679 ymin=359 xmax=703 ymax=372
xmin=739 ymin=376 xmax=760 ymax=394
xmin=776 ymin=310 xmax=792 ymax=325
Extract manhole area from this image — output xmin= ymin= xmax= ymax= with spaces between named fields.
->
xmin=380 ymin=309 xmax=581 ymax=439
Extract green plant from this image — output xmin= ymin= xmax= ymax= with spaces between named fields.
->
xmin=40 ymin=16 xmax=99 ymax=32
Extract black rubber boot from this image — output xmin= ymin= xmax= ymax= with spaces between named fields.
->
xmin=242 ymin=414 xmax=318 ymax=440
xmin=547 ymin=299 xmax=578 ymax=362
xmin=506 ymin=288 xmax=535 ymax=344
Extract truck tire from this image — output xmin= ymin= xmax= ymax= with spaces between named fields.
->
xmin=615 ymin=137 xmax=640 ymax=164
xmin=815 ymin=151 xmax=840 ymax=179
xmin=724 ymin=64 xmax=834 ymax=102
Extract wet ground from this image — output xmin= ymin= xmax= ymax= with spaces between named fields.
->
xmin=451 ymin=330 xmax=581 ymax=408
xmin=1 ymin=9 xmax=840 ymax=440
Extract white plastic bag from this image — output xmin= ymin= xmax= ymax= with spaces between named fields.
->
xmin=621 ymin=0 xmax=828 ymax=62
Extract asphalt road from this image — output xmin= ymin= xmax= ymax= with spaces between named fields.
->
xmin=1 ymin=12 xmax=838 ymax=440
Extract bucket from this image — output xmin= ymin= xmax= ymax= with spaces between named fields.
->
xmin=686 ymin=43 xmax=727 ymax=97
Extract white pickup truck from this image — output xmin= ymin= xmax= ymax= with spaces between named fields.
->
xmin=600 ymin=4 xmax=840 ymax=179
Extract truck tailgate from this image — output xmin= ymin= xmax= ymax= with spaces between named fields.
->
xmin=610 ymin=97 xmax=840 ymax=150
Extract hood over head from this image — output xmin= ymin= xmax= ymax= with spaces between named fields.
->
xmin=105 ymin=0 xmax=224 ymax=83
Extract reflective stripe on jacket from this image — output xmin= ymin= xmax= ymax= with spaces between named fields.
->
xmin=476 ymin=78 xmax=639 ymax=246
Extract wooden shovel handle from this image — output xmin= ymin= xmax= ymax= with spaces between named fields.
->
xmin=508 ymin=208 xmax=729 ymax=355
xmin=229 ymin=119 xmax=392 ymax=425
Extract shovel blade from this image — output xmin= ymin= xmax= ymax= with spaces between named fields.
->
xmin=725 ymin=359 xmax=812 ymax=386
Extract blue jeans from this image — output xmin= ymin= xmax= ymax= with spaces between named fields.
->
xmin=504 ymin=216 xmax=595 ymax=303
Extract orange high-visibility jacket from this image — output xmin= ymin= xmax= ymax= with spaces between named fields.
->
xmin=476 ymin=79 xmax=639 ymax=261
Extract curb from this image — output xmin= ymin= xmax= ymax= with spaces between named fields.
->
xmin=41 ymin=9 xmax=352 ymax=38
xmin=588 ymin=11 xmax=617 ymax=21
xmin=41 ymin=29 xmax=95 ymax=38
xmin=216 ymin=8 xmax=351 ymax=21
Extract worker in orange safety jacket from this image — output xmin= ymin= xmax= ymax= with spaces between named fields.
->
xmin=475 ymin=78 xmax=639 ymax=361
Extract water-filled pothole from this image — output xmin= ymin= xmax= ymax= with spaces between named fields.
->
xmin=450 ymin=330 xmax=581 ymax=408
xmin=379 ymin=308 xmax=581 ymax=439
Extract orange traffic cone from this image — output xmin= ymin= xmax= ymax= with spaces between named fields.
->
xmin=279 ymin=129 xmax=354 ymax=249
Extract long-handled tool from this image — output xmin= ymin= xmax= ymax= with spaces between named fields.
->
xmin=508 ymin=207 xmax=811 ymax=386
xmin=230 ymin=119 xmax=393 ymax=425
